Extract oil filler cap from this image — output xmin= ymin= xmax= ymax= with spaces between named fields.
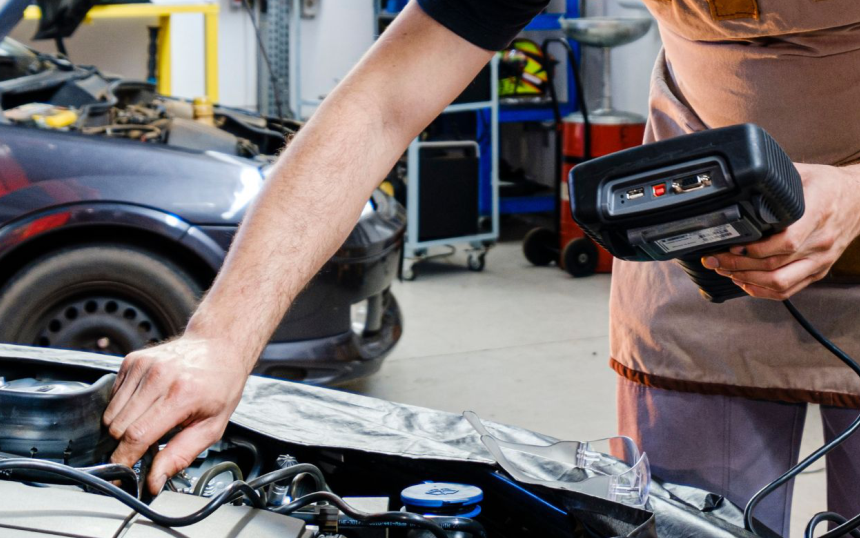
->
xmin=401 ymin=482 xmax=483 ymax=517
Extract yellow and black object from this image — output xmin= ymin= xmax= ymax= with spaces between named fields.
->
xmin=497 ymin=38 xmax=550 ymax=98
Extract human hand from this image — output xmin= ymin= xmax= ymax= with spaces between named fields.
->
xmin=103 ymin=335 xmax=252 ymax=495
xmin=701 ymin=163 xmax=860 ymax=300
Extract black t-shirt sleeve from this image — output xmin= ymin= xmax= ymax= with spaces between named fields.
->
xmin=416 ymin=0 xmax=550 ymax=51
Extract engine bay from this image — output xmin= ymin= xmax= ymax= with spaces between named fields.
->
xmin=0 ymin=365 xmax=490 ymax=538
xmin=0 ymin=39 xmax=298 ymax=162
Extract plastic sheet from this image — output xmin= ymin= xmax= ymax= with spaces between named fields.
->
xmin=0 ymin=343 xmax=773 ymax=538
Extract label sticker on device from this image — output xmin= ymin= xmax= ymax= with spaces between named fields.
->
xmin=656 ymin=224 xmax=741 ymax=253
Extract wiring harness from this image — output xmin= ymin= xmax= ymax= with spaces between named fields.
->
xmin=0 ymin=457 xmax=484 ymax=538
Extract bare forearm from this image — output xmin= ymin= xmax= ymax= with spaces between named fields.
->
xmin=185 ymin=2 xmax=493 ymax=368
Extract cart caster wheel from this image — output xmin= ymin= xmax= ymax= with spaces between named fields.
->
xmin=467 ymin=253 xmax=486 ymax=272
xmin=562 ymin=238 xmax=598 ymax=277
xmin=523 ymin=227 xmax=557 ymax=266
xmin=402 ymin=266 xmax=417 ymax=281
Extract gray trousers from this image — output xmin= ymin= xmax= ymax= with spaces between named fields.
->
xmin=617 ymin=377 xmax=860 ymax=536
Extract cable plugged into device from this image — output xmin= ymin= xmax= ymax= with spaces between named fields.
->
xmin=570 ymin=123 xmax=860 ymax=538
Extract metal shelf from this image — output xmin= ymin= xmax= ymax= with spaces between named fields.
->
xmin=500 ymin=194 xmax=556 ymax=215
xmin=499 ymin=103 xmax=576 ymax=124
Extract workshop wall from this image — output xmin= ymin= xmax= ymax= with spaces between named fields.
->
xmin=8 ymin=0 xmax=259 ymax=109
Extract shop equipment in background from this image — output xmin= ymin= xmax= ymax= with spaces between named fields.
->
xmin=523 ymin=17 xmax=651 ymax=278
xmin=400 ymin=58 xmax=499 ymax=281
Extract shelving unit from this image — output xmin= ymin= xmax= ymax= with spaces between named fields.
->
xmin=376 ymin=0 xmax=583 ymax=223
xmin=497 ymin=0 xmax=580 ymax=216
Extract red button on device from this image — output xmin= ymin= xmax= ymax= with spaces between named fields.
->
xmin=652 ymin=184 xmax=666 ymax=197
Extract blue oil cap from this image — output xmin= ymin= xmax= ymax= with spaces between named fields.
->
xmin=401 ymin=482 xmax=483 ymax=517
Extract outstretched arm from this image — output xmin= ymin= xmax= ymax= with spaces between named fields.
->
xmin=103 ymin=1 xmax=494 ymax=494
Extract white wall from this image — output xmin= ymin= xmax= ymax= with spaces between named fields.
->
xmin=294 ymin=0 xmax=375 ymax=118
xmin=6 ymin=0 xmax=659 ymax=118
xmin=8 ymin=0 xmax=259 ymax=109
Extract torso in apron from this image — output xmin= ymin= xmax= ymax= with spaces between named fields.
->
xmin=609 ymin=0 xmax=860 ymax=405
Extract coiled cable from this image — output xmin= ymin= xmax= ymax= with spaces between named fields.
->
xmin=743 ymin=300 xmax=860 ymax=538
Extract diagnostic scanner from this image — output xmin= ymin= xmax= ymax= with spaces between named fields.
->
xmin=569 ymin=123 xmax=805 ymax=303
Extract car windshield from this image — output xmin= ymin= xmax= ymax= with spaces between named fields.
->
xmin=0 ymin=37 xmax=50 ymax=81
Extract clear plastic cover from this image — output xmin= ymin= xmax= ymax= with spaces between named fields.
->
xmin=465 ymin=411 xmax=651 ymax=508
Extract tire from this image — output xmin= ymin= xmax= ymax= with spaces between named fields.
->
xmin=0 ymin=244 xmax=202 ymax=356
xmin=522 ymin=227 xmax=557 ymax=266
xmin=562 ymin=238 xmax=598 ymax=277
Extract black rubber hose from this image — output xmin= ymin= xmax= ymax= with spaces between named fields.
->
xmin=78 ymin=463 xmax=141 ymax=498
xmin=244 ymin=463 xmax=327 ymax=494
xmin=192 ymin=461 xmax=243 ymax=496
xmin=743 ymin=300 xmax=860 ymax=537
xmin=0 ymin=459 xmax=265 ymax=527
xmin=0 ymin=457 xmax=139 ymax=499
xmin=226 ymin=437 xmax=263 ymax=480
xmin=273 ymin=491 xmax=449 ymax=538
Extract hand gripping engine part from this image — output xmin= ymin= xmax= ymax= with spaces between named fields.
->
xmin=465 ymin=411 xmax=651 ymax=508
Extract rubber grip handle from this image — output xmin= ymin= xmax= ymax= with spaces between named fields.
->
xmin=677 ymin=258 xmax=747 ymax=303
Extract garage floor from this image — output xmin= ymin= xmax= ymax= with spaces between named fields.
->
xmin=344 ymin=239 xmax=828 ymax=537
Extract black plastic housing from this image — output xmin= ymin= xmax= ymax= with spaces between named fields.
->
xmin=0 ymin=363 xmax=116 ymax=466
xmin=569 ymin=124 xmax=805 ymax=302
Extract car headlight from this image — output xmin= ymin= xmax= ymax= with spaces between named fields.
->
xmin=360 ymin=199 xmax=375 ymax=218
xmin=350 ymin=300 xmax=368 ymax=335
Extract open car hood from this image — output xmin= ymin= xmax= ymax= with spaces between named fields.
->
xmin=0 ymin=0 xmax=95 ymax=42
xmin=0 ymin=0 xmax=29 ymax=40
xmin=0 ymin=343 xmax=769 ymax=538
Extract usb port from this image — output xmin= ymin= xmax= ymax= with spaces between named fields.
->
xmin=672 ymin=174 xmax=712 ymax=193
xmin=626 ymin=187 xmax=645 ymax=200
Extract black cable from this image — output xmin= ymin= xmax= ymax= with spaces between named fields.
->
xmin=244 ymin=463 xmax=327 ymax=494
xmin=0 ymin=457 xmax=139 ymax=498
xmin=743 ymin=299 xmax=860 ymax=537
xmin=78 ymin=463 xmax=141 ymax=498
xmin=0 ymin=459 xmax=264 ymax=528
xmin=192 ymin=461 xmax=244 ymax=496
xmin=806 ymin=512 xmax=860 ymax=538
xmin=240 ymin=0 xmax=287 ymax=127
xmin=273 ymin=490 xmax=449 ymax=538
xmin=288 ymin=471 xmax=315 ymax=499
xmin=227 ymin=437 xmax=263 ymax=480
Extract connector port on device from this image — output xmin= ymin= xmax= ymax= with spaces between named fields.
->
xmin=672 ymin=174 xmax=712 ymax=194
xmin=626 ymin=187 xmax=645 ymax=200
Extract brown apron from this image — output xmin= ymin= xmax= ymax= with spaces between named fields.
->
xmin=610 ymin=0 xmax=860 ymax=407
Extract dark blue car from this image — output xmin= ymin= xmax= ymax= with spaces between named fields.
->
xmin=0 ymin=0 xmax=405 ymax=384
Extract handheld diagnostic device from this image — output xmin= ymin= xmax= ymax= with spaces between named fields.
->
xmin=569 ymin=123 xmax=805 ymax=302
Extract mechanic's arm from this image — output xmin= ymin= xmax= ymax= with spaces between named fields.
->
xmin=702 ymin=163 xmax=860 ymax=300
xmin=103 ymin=1 xmax=494 ymax=494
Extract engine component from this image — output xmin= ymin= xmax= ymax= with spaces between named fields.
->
xmin=3 ymin=102 xmax=78 ymax=128
xmin=0 ymin=372 xmax=116 ymax=466
xmin=0 ymin=480 xmax=312 ymax=538
xmin=167 ymin=117 xmax=240 ymax=155
xmin=401 ymin=482 xmax=483 ymax=519
xmin=192 ymin=96 xmax=215 ymax=126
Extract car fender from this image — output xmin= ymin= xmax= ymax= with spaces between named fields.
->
xmin=0 ymin=202 xmax=227 ymax=274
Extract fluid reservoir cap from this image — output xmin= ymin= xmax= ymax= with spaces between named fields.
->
xmin=401 ymin=482 xmax=483 ymax=508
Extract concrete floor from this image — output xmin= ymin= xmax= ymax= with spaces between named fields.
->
xmin=344 ymin=240 xmax=828 ymax=537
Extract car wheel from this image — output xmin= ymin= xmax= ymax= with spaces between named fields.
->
xmin=562 ymin=238 xmax=598 ymax=277
xmin=0 ymin=244 xmax=202 ymax=356
xmin=522 ymin=227 xmax=557 ymax=266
